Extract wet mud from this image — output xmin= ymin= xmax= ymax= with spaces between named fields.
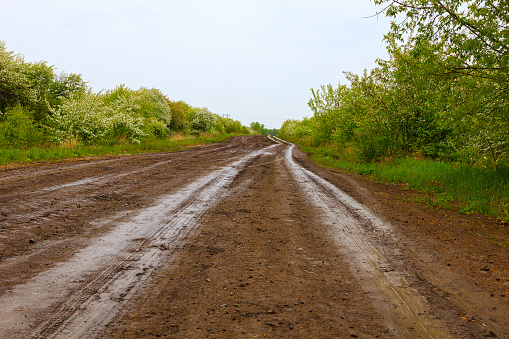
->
xmin=0 ymin=136 xmax=508 ymax=338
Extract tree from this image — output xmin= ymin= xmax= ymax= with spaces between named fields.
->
xmin=0 ymin=41 xmax=87 ymax=121
xmin=0 ymin=41 xmax=34 ymax=112
xmin=373 ymin=0 xmax=509 ymax=77
xmin=308 ymin=83 xmax=353 ymax=145
xmin=371 ymin=0 xmax=509 ymax=164
xmin=250 ymin=121 xmax=267 ymax=135
xmin=0 ymin=104 xmax=43 ymax=148
xmin=138 ymin=87 xmax=172 ymax=130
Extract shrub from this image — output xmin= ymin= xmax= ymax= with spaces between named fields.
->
xmin=138 ymin=87 xmax=172 ymax=130
xmin=168 ymin=100 xmax=191 ymax=131
xmin=0 ymin=105 xmax=44 ymax=148
xmin=191 ymin=107 xmax=215 ymax=132
xmin=48 ymin=90 xmax=148 ymax=144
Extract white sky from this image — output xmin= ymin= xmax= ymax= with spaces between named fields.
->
xmin=0 ymin=0 xmax=391 ymax=129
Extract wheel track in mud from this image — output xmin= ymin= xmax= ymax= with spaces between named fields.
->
xmin=0 ymin=138 xmax=261 ymax=275
xmin=277 ymin=137 xmax=454 ymax=338
xmin=0 ymin=141 xmax=240 ymax=199
xmin=1 ymin=136 xmax=505 ymax=338
xmin=0 ymin=144 xmax=278 ymax=338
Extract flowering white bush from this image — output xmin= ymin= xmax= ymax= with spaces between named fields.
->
xmin=0 ymin=42 xmax=38 ymax=110
xmin=101 ymin=93 xmax=147 ymax=143
xmin=48 ymin=90 xmax=106 ymax=143
xmin=191 ymin=107 xmax=215 ymax=132
xmin=49 ymin=89 xmax=149 ymax=144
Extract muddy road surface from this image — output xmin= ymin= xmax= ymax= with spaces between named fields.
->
xmin=0 ymin=135 xmax=508 ymax=338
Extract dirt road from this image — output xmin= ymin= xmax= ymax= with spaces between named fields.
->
xmin=0 ymin=135 xmax=508 ymax=338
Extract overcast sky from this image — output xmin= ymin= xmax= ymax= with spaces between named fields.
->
xmin=0 ymin=0 xmax=391 ymax=129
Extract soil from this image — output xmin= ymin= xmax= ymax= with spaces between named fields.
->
xmin=0 ymin=135 xmax=507 ymax=338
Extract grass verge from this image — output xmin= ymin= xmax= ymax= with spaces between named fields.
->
xmin=295 ymin=143 xmax=509 ymax=222
xmin=0 ymin=133 xmax=236 ymax=167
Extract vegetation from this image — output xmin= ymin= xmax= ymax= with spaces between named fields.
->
xmin=279 ymin=0 xmax=509 ymax=220
xmin=250 ymin=122 xmax=278 ymax=136
xmin=0 ymin=41 xmax=254 ymax=165
xmin=301 ymin=144 xmax=509 ymax=221
xmin=0 ymin=133 xmax=233 ymax=166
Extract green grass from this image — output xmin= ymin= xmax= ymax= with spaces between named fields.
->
xmin=297 ymin=144 xmax=509 ymax=221
xmin=0 ymin=133 xmax=236 ymax=167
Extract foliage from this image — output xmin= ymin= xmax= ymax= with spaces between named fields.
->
xmin=167 ymin=100 xmax=191 ymax=131
xmin=0 ymin=41 xmax=37 ymax=112
xmin=266 ymin=128 xmax=279 ymax=136
xmin=276 ymin=0 xmax=509 ymax=220
xmin=308 ymin=82 xmax=359 ymax=146
xmin=282 ymin=1 xmax=508 ymax=166
xmin=0 ymin=42 xmax=251 ymax=152
xmin=278 ymin=118 xmax=314 ymax=142
xmin=0 ymin=41 xmax=87 ymax=122
xmin=0 ymin=104 xmax=44 ymax=148
xmin=137 ymin=87 xmax=172 ymax=130
xmin=48 ymin=86 xmax=176 ymax=144
xmin=250 ymin=121 xmax=278 ymax=136
xmin=217 ymin=116 xmax=252 ymax=134
xmin=191 ymin=107 xmax=216 ymax=132
xmin=374 ymin=0 xmax=509 ymax=79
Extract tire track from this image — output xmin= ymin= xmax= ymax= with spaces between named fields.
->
xmin=0 ymin=143 xmax=278 ymax=338
xmin=278 ymin=137 xmax=454 ymax=338
xmin=0 ymin=142 xmax=237 ymax=197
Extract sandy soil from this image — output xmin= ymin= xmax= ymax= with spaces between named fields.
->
xmin=0 ymin=135 xmax=507 ymax=338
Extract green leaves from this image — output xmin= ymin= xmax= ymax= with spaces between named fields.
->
xmin=0 ymin=42 xmax=252 ymax=150
xmin=280 ymin=1 xmax=507 ymax=166
xmin=374 ymin=0 xmax=509 ymax=76
xmin=0 ymin=104 xmax=43 ymax=148
xmin=191 ymin=107 xmax=215 ymax=132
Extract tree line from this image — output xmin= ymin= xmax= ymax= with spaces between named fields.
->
xmin=0 ymin=41 xmax=252 ymax=148
xmin=279 ymin=0 xmax=508 ymax=167
xmin=250 ymin=122 xmax=278 ymax=136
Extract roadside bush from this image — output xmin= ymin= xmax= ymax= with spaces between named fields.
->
xmin=137 ymin=87 xmax=172 ymax=131
xmin=191 ymin=107 xmax=215 ymax=132
xmin=49 ymin=90 xmax=148 ymax=144
xmin=216 ymin=116 xmax=251 ymax=134
xmin=0 ymin=105 xmax=44 ymax=148
xmin=48 ymin=91 xmax=105 ymax=143
xmin=168 ymin=100 xmax=191 ymax=131
xmin=101 ymin=94 xmax=148 ymax=144
xmin=278 ymin=118 xmax=313 ymax=141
